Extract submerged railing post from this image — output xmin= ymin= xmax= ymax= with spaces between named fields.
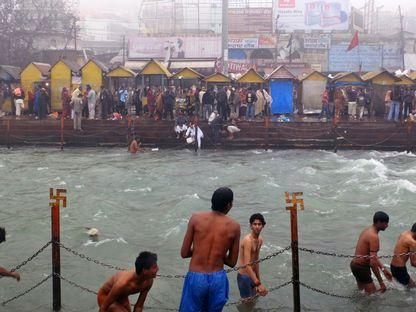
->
xmin=7 ymin=119 xmax=11 ymax=149
xmin=60 ymin=117 xmax=64 ymax=151
xmin=285 ymin=192 xmax=304 ymax=312
xmin=50 ymin=188 xmax=67 ymax=311
xmin=265 ymin=116 xmax=270 ymax=151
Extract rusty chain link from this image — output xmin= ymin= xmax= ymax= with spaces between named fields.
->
xmin=59 ymin=242 xmax=291 ymax=278
xmin=225 ymin=280 xmax=292 ymax=307
xmin=298 ymin=280 xmax=363 ymax=299
xmin=2 ymin=274 xmax=52 ymax=306
xmin=6 ymin=241 xmax=52 ymax=274
xmin=299 ymin=247 xmax=416 ymax=259
xmin=226 ymin=246 xmax=292 ymax=273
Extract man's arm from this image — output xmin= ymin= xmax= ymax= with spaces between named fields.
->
xmin=181 ymin=216 xmax=195 ymax=259
xmin=369 ymin=235 xmax=391 ymax=289
xmin=0 ymin=267 xmax=20 ymax=281
xmin=224 ymin=223 xmax=241 ymax=268
xmin=99 ymin=281 xmax=125 ymax=312
xmin=133 ymin=284 xmax=152 ymax=312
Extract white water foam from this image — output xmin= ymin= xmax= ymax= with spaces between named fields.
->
xmin=37 ymin=167 xmax=48 ymax=171
xmin=123 ymin=187 xmax=152 ymax=193
xmin=299 ymin=166 xmax=317 ymax=175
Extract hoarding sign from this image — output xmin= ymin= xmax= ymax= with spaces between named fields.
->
xmin=228 ymin=61 xmax=252 ymax=73
xmin=329 ymin=43 xmax=381 ymax=72
xmin=128 ymin=36 xmax=221 ymax=59
xmin=229 ymin=8 xmax=273 ymax=33
xmin=259 ymin=35 xmax=277 ymax=49
xmin=303 ymin=33 xmax=331 ymax=49
xmin=351 ymin=7 xmax=364 ymax=32
xmin=275 ymin=0 xmax=350 ymax=31
xmin=382 ymin=42 xmax=402 ymax=70
xmin=228 ymin=38 xmax=259 ymax=49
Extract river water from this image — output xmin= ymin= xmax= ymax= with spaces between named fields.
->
xmin=1 ymin=147 xmax=416 ymax=312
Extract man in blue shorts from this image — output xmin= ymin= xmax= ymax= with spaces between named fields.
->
xmin=179 ymin=187 xmax=241 ymax=311
xmin=237 ymin=214 xmax=268 ymax=304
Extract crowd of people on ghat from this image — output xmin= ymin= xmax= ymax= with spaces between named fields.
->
xmin=2 ymin=189 xmax=416 ymax=311
xmin=321 ymin=85 xmax=416 ymax=122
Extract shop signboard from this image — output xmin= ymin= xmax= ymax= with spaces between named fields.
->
xmin=259 ymin=35 xmax=277 ymax=49
xmin=228 ymin=61 xmax=252 ymax=73
xmin=382 ymin=42 xmax=402 ymax=70
xmin=275 ymin=0 xmax=350 ymax=31
xmin=303 ymin=33 xmax=331 ymax=49
xmin=228 ymin=38 xmax=259 ymax=49
xmin=128 ymin=36 xmax=221 ymax=59
xmin=229 ymin=8 xmax=273 ymax=33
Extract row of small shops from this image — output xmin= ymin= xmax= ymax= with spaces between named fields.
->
xmin=1 ymin=58 xmax=416 ymax=115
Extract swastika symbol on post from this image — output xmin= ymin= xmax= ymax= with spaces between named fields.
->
xmin=285 ymin=192 xmax=304 ymax=211
xmin=50 ymin=188 xmax=67 ymax=208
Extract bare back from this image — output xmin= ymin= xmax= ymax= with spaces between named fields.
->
xmin=353 ymin=226 xmax=379 ymax=266
xmin=391 ymin=231 xmax=416 ymax=267
xmin=182 ymin=211 xmax=240 ymax=273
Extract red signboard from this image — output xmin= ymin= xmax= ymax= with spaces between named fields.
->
xmin=229 ymin=8 xmax=273 ymax=34
xmin=278 ymin=0 xmax=296 ymax=8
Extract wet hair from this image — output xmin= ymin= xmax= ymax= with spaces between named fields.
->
xmin=250 ymin=213 xmax=266 ymax=226
xmin=411 ymin=223 xmax=416 ymax=233
xmin=373 ymin=211 xmax=389 ymax=224
xmin=0 ymin=227 xmax=5 ymax=243
xmin=135 ymin=251 xmax=157 ymax=275
xmin=211 ymin=187 xmax=233 ymax=213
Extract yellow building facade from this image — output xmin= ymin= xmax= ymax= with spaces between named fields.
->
xmin=81 ymin=60 xmax=107 ymax=92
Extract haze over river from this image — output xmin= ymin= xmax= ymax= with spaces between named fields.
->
xmin=1 ymin=147 xmax=416 ymax=311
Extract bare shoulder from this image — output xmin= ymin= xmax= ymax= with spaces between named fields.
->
xmin=259 ymin=236 xmax=264 ymax=245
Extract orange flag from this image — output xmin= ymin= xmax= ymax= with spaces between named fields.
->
xmin=347 ymin=31 xmax=359 ymax=52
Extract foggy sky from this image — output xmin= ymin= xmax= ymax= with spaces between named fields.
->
xmin=80 ymin=0 xmax=416 ymax=12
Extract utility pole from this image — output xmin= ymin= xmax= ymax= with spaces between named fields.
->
xmin=122 ymin=35 xmax=126 ymax=66
xmin=275 ymin=14 xmax=280 ymax=63
xmin=73 ymin=17 xmax=78 ymax=51
xmin=222 ymin=0 xmax=229 ymax=75
xmin=399 ymin=5 xmax=405 ymax=70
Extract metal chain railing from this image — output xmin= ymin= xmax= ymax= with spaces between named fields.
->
xmin=298 ymin=281 xmax=362 ymax=299
xmin=226 ymin=246 xmax=292 ymax=273
xmin=225 ymin=280 xmax=293 ymax=307
xmin=299 ymin=246 xmax=416 ymax=259
xmin=0 ymin=241 xmax=52 ymax=281
xmin=59 ymin=242 xmax=291 ymax=279
xmin=2 ymin=274 xmax=52 ymax=306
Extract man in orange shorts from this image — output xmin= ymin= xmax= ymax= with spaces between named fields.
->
xmin=98 ymin=251 xmax=158 ymax=312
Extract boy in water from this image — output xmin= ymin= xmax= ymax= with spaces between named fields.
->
xmin=179 ymin=187 xmax=241 ymax=312
xmin=0 ymin=227 xmax=20 ymax=281
xmin=350 ymin=211 xmax=392 ymax=294
xmin=237 ymin=214 xmax=268 ymax=303
xmin=98 ymin=251 xmax=158 ymax=312
xmin=390 ymin=223 xmax=416 ymax=288
xmin=128 ymin=137 xmax=140 ymax=154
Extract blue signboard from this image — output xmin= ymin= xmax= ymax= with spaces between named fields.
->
xmin=270 ymin=80 xmax=293 ymax=114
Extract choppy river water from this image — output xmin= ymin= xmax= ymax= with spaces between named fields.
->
xmin=1 ymin=147 xmax=416 ymax=311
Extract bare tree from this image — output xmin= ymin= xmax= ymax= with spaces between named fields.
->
xmin=0 ymin=0 xmax=76 ymax=66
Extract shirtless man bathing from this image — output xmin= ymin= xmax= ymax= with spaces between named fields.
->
xmin=237 ymin=214 xmax=268 ymax=304
xmin=351 ymin=211 xmax=392 ymax=294
xmin=179 ymin=187 xmax=241 ymax=311
xmin=97 ymin=251 xmax=158 ymax=312
xmin=390 ymin=223 xmax=416 ymax=288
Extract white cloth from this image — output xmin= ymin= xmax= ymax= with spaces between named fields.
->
xmin=186 ymin=126 xmax=204 ymax=149
xmin=88 ymin=103 xmax=95 ymax=120
xmin=175 ymin=124 xmax=188 ymax=133
xmin=227 ymin=125 xmax=241 ymax=134
xmin=15 ymin=99 xmax=24 ymax=116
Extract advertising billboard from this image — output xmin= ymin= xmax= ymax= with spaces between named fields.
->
xmin=303 ymin=33 xmax=331 ymax=49
xmin=329 ymin=42 xmax=403 ymax=72
xmin=275 ymin=0 xmax=350 ymax=31
xmin=128 ymin=36 xmax=222 ymax=59
xmin=229 ymin=8 xmax=273 ymax=33
xmin=229 ymin=38 xmax=259 ymax=49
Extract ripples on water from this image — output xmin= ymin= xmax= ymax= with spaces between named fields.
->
xmin=1 ymin=148 xmax=416 ymax=311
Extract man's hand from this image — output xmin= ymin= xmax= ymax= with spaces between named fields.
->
xmin=382 ymin=268 xmax=393 ymax=281
xmin=379 ymin=281 xmax=387 ymax=293
xmin=256 ymin=284 xmax=268 ymax=297
xmin=12 ymin=272 xmax=20 ymax=282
